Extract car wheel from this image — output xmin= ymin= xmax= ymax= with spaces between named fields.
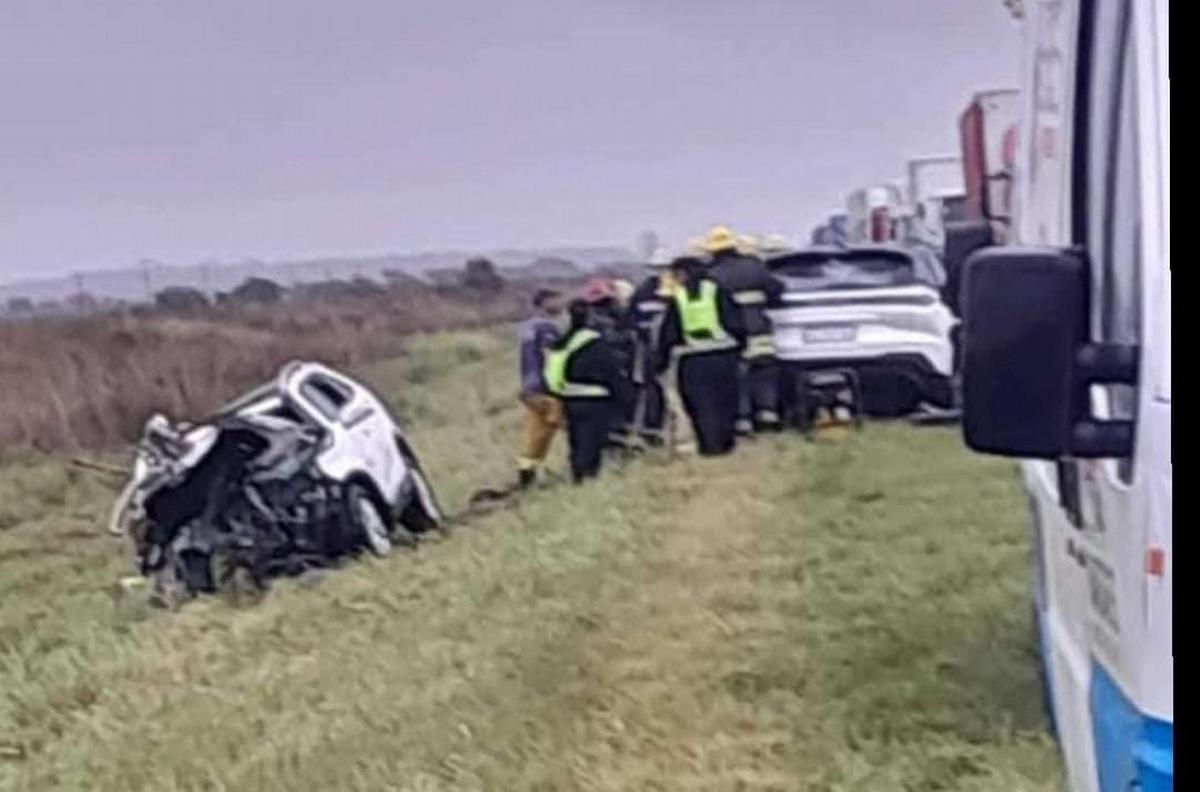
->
xmin=346 ymin=484 xmax=391 ymax=557
xmin=399 ymin=469 xmax=441 ymax=534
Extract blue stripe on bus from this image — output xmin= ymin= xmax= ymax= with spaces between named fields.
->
xmin=1089 ymin=661 xmax=1173 ymax=791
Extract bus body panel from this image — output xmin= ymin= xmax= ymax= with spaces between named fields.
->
xmin=1005 ymin=0 xmax=1170 ymax=789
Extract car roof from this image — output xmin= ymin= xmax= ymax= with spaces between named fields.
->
xmin=215 ymin=361 xmax=340 ymax=416
xmin=766 ymin=245 xmax=916 ymax=266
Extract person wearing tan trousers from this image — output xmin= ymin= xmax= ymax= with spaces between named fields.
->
xmin=516 ymin=289 xmax=566 ymax=488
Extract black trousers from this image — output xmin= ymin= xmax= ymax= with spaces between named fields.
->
xmin=677 ymin=350 xmax=740 ymax=456
xmin=564 ymin=399 xmax=614 ymax=482
xmin=636 ymin=377 xmax=667 ymax=442
xmin=738 ymin=356 xmax=782 ymax=430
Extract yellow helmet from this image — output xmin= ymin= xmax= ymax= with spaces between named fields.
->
xmin=704 ymin=225 xmax=738 ymax=254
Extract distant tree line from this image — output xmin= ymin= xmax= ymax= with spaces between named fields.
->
xmin=3 ymin=256 xmax=516 ymax=320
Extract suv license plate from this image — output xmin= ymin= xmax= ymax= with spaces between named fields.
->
xmin=803 ymin=325 xmax=857 ymax=343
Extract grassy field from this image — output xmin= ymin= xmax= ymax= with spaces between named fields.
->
xmin=0 ymin=327 xmax=1063 ymax=791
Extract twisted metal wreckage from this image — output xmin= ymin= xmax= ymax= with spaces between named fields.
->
xmin=107 ymin=361 xmax=443 ymax=603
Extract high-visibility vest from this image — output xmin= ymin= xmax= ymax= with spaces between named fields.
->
xmin=674 ymin=280 xmax=738 ymax=355
xmin=543 ymin=329 xmax=611 ymax=398
xmin=744 ymin=333 xmax=776 ymax=360
xmin=732 ymin=289 xmax=767 ymax=306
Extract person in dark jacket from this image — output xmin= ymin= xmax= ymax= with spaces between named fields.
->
xmin=627 ymin=253 xmax=679 ymax=446
xmin=656 ymin=256 xmax=745 ymax=456
xmin=515 ymin=289 xmax=565 ymax=489
xmin=544 ymin=299 xmax=635 ymax=482
xmin=582 ymin=278 xmax=639 ymax=450
xmin=703 ymin=225 xmax=786 ymax=435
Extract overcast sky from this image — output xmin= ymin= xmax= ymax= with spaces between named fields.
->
xmin=1 ymin=0 xmax=1019 ymax=281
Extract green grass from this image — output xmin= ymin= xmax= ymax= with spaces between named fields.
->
xmin=0 ymin=327 xmax=1063 ymax=791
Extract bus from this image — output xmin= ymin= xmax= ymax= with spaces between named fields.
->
xmin=956 ymin=1 xmax=1170 ymax=790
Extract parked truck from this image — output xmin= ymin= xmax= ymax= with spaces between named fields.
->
xmin=959 ymin=87 xmax=1021 ymax=242
xmin=942 ymin=88 xmax=1021 ymax=323
xmin=846 ymin=184 xmax=903 ymax=244
xmin=956 ymin=1 xmax=1171 ymax=790
xmin=903 ymin=154 xmax=966 ymax=247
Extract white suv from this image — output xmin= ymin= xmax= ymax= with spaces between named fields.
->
xmin=766 ymin=245 xmax=957 ymax=416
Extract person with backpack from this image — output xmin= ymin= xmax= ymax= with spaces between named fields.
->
xmin=544 ymin=299 xmax=634 ymax=482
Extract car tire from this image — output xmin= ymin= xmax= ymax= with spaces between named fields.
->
xmin=345 ymin=484 xmax=392 ymax=557
xmin=399 ymin=469 xmax=441 ymax=534
xmin=394 ymin=435 xmax=443 ymax=534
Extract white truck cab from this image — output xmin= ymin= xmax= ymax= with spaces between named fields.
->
xmin=904 ymin=154 xmax=966 ymax=249
xmin=957 ymin=1 xmax=1170 ymax=790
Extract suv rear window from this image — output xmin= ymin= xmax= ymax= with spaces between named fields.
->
xmin=769 ymin=251 xmax=922 ymax=291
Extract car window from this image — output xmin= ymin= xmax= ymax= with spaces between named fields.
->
xmin=771 ymin=253 xmax=919 ymax=292
xmin=300 ymin=374 xmax=353 ymax=422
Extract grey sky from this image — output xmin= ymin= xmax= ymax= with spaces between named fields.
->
xmin=1 ymin=0 xmax=1019 ymax=281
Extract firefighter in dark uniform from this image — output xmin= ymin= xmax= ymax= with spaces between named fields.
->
xmin=627 ymin=250 xmax=678 ymax=446
xmin=581 ymin=277 xmax=639 ymax=450
xmin=656 ymin=256 xmax=745 ymax=456
xmin=544 ymin=299 xmax=635 ymax=482
xmin=702 ymin=225 xmax=785 ymax=435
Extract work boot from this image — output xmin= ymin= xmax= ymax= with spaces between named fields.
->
xmin=518 ymin=468 xmax=536 ymax=490
xmin=735 ymin=418 xmax=754 ymax=436
xmin=754 ymin=410 xmax=783 ymax=433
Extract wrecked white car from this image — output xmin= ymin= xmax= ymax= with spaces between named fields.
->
xmin=110 ymin=361 xmax=442 ymax=599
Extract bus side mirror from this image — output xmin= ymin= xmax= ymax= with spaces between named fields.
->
xmin=960 ymin=247 xmax=1137 ymax=459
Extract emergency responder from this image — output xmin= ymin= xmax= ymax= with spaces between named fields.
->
xmin=544 ymin=299 xmax=634 ymax=482
xmin=656 ymin=256 xmax=744 ymax=456
xmin=516 ymin=288 xmax=565 ymax=488
xmin=628 ymin=248 xmax=678 ymax=446
xmin=581 ymin=277 xmax=638 ymax=449
xmin=703 ymin=225 xmax=786 ymax=435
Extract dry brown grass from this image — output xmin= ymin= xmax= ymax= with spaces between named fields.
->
xmin=0 ymin=281 xmax=564 ymax=452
